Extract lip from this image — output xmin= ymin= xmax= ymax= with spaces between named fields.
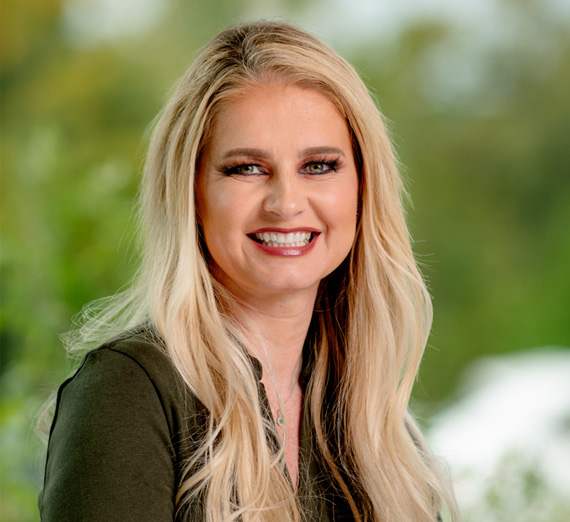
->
xmin=249 ymin=227 xmax=320 ymax=234
xmin=247 ymin=227 xmax=320 ymax=257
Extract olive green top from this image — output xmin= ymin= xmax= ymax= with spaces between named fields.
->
xmin=39 ymin=329 xmax=353 ymax=521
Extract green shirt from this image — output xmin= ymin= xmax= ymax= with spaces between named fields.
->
xmin=39 ymin=329 xmax=352 ymax=521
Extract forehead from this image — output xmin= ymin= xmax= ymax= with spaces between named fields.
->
xmin=203 ymin=83 xmax=352 ymax=156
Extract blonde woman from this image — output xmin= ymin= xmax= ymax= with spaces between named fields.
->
xmin=40 ymin=20 xmax=458 ymax=522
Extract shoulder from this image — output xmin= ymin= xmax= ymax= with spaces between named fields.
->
xmin=56 ymin=326 xmax=191 ymax=436
xmin=40 ymin=327 xmax=197 ymax=520
xmin=92 ymin=325 xmax=176 ymax=383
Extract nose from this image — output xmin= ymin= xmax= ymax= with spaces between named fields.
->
xmin=262 ymin=171 xmax=306 ymax=218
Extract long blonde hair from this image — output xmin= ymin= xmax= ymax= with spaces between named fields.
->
xmin=69 ymin=20 xmax=458 ymax=522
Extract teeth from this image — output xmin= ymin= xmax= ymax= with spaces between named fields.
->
xmin=254 ymin=231 xmax=312 ymax=247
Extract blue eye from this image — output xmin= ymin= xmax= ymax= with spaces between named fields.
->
xmin=300 ymin=159 xmax=340 ymax=175
xmin=306 ymin=162 xmax=328 ymax=174
xmin=222 ymin=164 xmax=266 ymax=176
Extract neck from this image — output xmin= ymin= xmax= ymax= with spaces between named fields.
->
xmin=225 ymin=287 xmax=317 ymax=389
xmin=223 ymin=287 xmax=311 ymax=488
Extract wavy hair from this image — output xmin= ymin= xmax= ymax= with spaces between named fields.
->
xmin=67 ymin=20 xmax=458 ymax=522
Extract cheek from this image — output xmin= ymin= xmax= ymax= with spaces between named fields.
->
xmin=197 ymin=185 xmax=228 ymax=234
xmin=196 ymin=183 xmax=220 ymax=256
xmin=332 ymin=181 xmax=359 ymax=230
xmin=198 ymin=185 xmax=248 ymax=265
xmin=339 ymin=186 xmax=359 ymax=252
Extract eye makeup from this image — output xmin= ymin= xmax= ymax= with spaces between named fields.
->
xmin=217 ymin=155 xmax=343 ymax=177
xmin=299 ymin=156 xmax=341 ymax=175
xmin=219 ymin=163 xmax=267 ymax=176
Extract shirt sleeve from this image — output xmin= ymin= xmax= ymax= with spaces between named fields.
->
xmin=40 ymin=347 xmax=177 ymax=521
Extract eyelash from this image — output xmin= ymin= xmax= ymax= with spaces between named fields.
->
xmin=301 ymin=157 xmax=341 ymax=175
xmin=220 ymin=156 xmax=341 ymax=177
xmin=221 ymin=163 xmax=266 ymax=176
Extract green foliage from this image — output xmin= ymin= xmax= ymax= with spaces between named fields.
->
xmin=347 ymin=4 xmax=570 ymax=403
xmin=1 ymin=0 xmax=569 ymax=519
xmin=462 ymin=452 xmax=570 ymax=522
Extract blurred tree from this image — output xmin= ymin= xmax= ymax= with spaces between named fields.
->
xmin=343 ymin=0 xmax=570 ymax=404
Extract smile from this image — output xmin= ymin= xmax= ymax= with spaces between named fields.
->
xmin=251 ymin=231 xmax=314 ymax=247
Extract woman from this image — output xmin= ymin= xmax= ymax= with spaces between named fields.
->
xmin=40 ymin=20 xmax=458 ymax=522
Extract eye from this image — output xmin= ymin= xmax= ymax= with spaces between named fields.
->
xmin=222 ymin=163 xmax=266 ymax=176
xmin=300 ymin=158 xmax=340 ymax=175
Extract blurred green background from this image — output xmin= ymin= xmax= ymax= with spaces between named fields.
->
xmin=1 ymin=0 xmax=569 ymax=520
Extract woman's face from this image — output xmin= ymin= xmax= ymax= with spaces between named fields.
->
xmin=196 ymin=83 xmax=359 ymax=304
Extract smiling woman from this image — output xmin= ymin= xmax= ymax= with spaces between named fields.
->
xmin=196 ymin=83 xmax=359 ymax=303
xmin=39 ymin=20 xmax=459 ymax=522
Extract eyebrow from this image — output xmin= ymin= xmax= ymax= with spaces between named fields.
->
xmin=302 ymin=146 xmax=346 ymax=158
xmin=222 ymin=148 xmax=271 ymax=160
xmin=221 ymin=146 xmax=346 ymax=160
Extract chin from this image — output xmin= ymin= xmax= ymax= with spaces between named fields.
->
xmin=252 ymin=276 xmax=321 ymax=296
